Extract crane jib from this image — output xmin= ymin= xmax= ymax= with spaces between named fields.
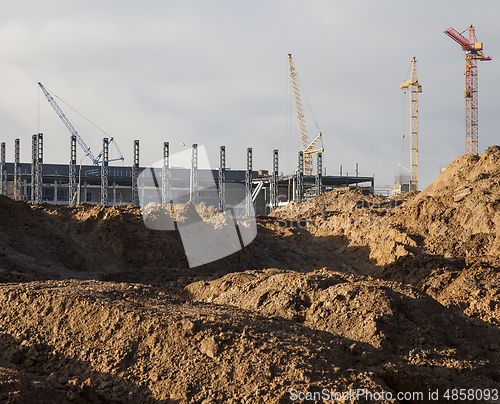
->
xmin=37 ymin=82 xmax=123 ymax=165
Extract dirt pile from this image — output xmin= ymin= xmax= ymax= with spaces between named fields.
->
xmin=186 ymin=268 xmax=500 ymax=386
xmin=1 ymin=146 xmax=500 ymax=402
xmin=270 ymin=187 xmax=417 ymax=267
xmin=393 ymin=145 xmax=500 ymax=263
xmin=268 ymin=146 xmax=500 ymax=326
xmin=0 ymin=280 xmax=395 ymax=403
xmin=0 ymin=201 xmax=190 ymax=283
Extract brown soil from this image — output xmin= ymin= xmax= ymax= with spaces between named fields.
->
xmin=1 ymin=146 xmax=500 ymax=403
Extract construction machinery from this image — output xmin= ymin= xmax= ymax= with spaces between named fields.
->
xmin=444 ymin=25 xmax=491 ymax=155
xmin=38 ymin=82 xmax=124 ymax=165
xmin=400 ymin=57 xmax=422 ymax=192
xmin=287 ymin=54 xmax=323 ymax=176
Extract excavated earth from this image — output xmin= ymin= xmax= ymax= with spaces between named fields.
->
xmin=1 ymin=146 xmax=500 ymax=403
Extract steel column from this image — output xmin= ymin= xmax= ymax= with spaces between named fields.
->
xmin=33 ymin=133 xmax=43 ymax=204
xmin=271 ymin=149 xmax=278 ymax=211
xmin=101 ymin=138 xmax=109 ymax=205
xmin=14 ymin=139 xmax=20 ymax=200
xmin=190 ymin=144 xmax=198 ymax=204
xmin=316 ymin=152 xmax=323 ymax=195
xmin=162 ymin=142 xmax=171 ymax=204
xmin=31 ymin=135 xmax=36 ymax=203
xmin=219 ymin=146 xmax=225 ymax=212
xmin=54 ymin=171 xmax=58 ymax=203
xmin=0 ymin=142 xmax=6 ymax=196
xmin=297 ymin=151 xmax=304 ymax=203
xmin=69 ymin=135 xmax=77 ymax=205
xmin=246 ymin=147 xmax=252 ymax=215
xmin=132 ymin=140 xmax=139 ymax=206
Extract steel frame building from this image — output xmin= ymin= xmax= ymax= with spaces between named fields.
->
xmin=0 ymin=138 xmax=374 ymax=215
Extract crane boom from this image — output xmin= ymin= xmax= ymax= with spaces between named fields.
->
xmin=287 ymin=55 xmax=309 ymax=152
xmin=38 ymin=82 xmax=124 ymax=165
xmin=444 ymin=28 xmax=473 ymax=50
xmin=38 ymin=82 xmax=99 ymax=164
xmin=287 ymin=54 xmax=323 ymax=176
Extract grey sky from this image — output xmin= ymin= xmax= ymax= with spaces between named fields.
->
xmin=0 ymin=1 xmax=499 ymax=190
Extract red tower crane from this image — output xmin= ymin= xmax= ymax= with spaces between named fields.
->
xmin=444 ymin=26 xmax=491 ymax=155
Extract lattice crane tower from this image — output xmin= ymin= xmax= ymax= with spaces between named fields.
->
xmin=400 ymin=57 xmax=422 ymax=192
xmin=444 ymin=25 xmax=491 ymax=155
xmin=287 ymin=54 xmax=323 ymax=176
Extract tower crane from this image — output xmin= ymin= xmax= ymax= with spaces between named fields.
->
xmin=444 ymin=25 xmax=491 ymax=155
xmin=38 ymin=82 xmax=124 ymax=165
xmin=287 ymin=54 xmax=323 ymax=176
xmin=400 ymin=57 xmax=422 ymax=192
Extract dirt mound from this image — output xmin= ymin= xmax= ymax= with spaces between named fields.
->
xmin=0 ymin=199 xmax=190 ymax=283
xmin=270 ymin=187 xmax=416 ymax=267
xmin=393 ymin=145 xmax=500 ymax=262
xmin=1 ymin=146 xmax=500 ymax=402
xmin=186 ymin=269 xmax=500 ymax=369
xmin=266 ymin=146 xmax=500 ymax=326
xmin=0 ymin=280 xmax=400 ymax=403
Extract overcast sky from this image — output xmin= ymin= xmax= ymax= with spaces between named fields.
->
xmin=0 ymin=1 xmax=499 ymax=190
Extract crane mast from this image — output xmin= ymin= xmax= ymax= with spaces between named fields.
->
xmin=444 ymin=25 xmax=491 ymax=155
xmin=400 ymin=57 xmax=422 ymax=192
xmin=287 ymin=54 xmax=323 ymax=176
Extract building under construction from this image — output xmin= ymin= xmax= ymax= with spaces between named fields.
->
xmin=0 ymin=135 xmax=374 ymax=216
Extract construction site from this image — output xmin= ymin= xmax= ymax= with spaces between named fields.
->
xmin=0 ymin=25 xmax=500 ymax=403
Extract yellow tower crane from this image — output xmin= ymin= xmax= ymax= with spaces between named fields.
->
xmin=399 ymin=57 xmax=422 ymax=192
xmin=287 ymin=54 xmax=323 ymax=176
